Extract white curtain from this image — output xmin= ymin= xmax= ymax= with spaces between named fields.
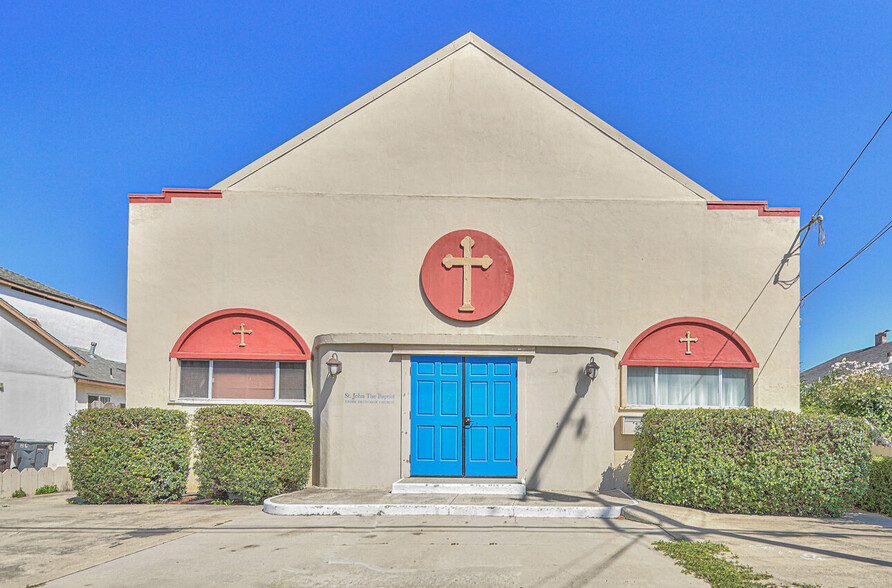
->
xmin=627 ymin=367 xmax=655 ymax=405
xmin=659 ymin=367 xmax=720 ymax=406
xmin=722 ymin=368 xmax=750 ymax=406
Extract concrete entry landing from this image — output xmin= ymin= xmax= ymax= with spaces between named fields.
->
xmin=263 ymin=487 xmax=635 ymax=518
xmin=392 ymin=477 xmax=526 ymax=497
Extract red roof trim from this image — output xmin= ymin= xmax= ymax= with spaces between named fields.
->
xmin=129 ymin=188 xmax=223 ymax=204
xmin=621 ymin=316 xmax=759 ymax=368
xmin=169 ymin=308 xmax=311 ymax=361
xmin=707 ymin=201 xmax=799 ymax=217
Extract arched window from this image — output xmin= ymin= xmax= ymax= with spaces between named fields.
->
xmin=170 ymin=309 xmax=311 ymax=402
xmin=620 ymin=317 xmax=758 ymax=408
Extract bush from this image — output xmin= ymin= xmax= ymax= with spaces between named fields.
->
xmin=801 ymin=359 xmax=892 ymax=441
xmin=630 ymin=408 xmax=872 ymax=516
xmin=857 ymin=457 xmax=892 ymax=517
xmin=12 ymin=489 xmax=25 ymax=498
xmin=66 ymin=408 xmax=191 ymax=504
xmin=35 ymin=484 xmax=58 ymax=495
xmin=193 ymin=405 xmax=313 ymax=505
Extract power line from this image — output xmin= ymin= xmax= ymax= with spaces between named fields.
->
xmin=801 ymin=217 xmax=892 ymax=302
xmin=813 ymin=110 xmax=891 ymax=219
xmin=756 ymin=214 xmax=892 ymax=384
xmin=732 ymin=111 xmax=891 ymax=339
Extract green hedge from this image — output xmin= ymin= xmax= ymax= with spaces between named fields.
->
xmin=630 ymin=408 xmax=872 ymax=516
xmin=193 ymin=405 xmax=313 ymax=505
xmin=66 ymin=408 xmax=190 ymax=504
xmin=857 ymin=457 xmax=892 ymax=517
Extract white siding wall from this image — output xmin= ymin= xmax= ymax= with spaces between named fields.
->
xmin=0 ymin=315 xmax=77 ymax=468
xmin=76 ymin=383 xmax=126 ymax=410
xmin=0 ymin=286 xmax=126 ymax=363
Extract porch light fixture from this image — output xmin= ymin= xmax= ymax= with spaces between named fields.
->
xmin=584 ymin=356 xmax=599 ymax=380
xmin=326 ymin=353 xmax=343 ymax=377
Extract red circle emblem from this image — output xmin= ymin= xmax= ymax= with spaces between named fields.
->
xmin=421 ymin=230 xmax=514 ymax=321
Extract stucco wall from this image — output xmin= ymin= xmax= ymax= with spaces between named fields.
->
xmin=126 ymin=40 xmax=800 ymax=490
xmin=0 ymin=315 xmax=77 ymax=468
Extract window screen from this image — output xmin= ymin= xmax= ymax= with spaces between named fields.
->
xmin=278 ymin=362 xmax=307 ymax=400
xmin=180 ymin=360 xmax=210 ymax=398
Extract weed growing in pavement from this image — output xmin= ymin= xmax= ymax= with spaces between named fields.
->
xmin=12 ymin=489 xmax=26 ymax=498
xmin=35 ymin=484 xmax=58 ymax=495
xmin=653 ymin=540 xmax=820 ymax=588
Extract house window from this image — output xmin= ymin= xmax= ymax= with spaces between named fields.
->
xmin=627 ymin=366 xmax=751 ymax=407
xmin=179 ymin=360 xmax=306 ymax=401
xmin=87 ymin=394 xmax=111 ymax=405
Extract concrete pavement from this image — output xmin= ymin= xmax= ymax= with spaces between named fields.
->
xmin=3 ymin=488 xmax=891 ymax=587
xmin=624 ymin=500 xmax=892 ymax=588
xmin=1 ymin=491 xmax=701 ymax=588
xmin=46 ymin=512 xmax=702 ymax=588
xmin=0 ymin=492 xmax=254 ymax=588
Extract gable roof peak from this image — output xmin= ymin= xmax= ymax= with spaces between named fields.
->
xmin=213 ymin=33 xmax=720 ymax=202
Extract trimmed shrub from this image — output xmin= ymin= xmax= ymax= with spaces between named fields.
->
xmin=66 ymin=408 xmax=191 ymax=504
xmin=193 ymin=405 xmax=313 ymax=505
xmin=857 ymin=457 xmax=892 ymax=517
xmin=630 ymin=408 xmax=872 ymax=516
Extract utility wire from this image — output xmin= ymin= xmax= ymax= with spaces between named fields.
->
xmin=801 ymin=217 xmax=892 ymax=302
xmin=755 ymin=214 xmax=892 ymax=384
xmin=734 ymin=111 xmax=891 ymax=338
xmin=813 ymin=110 xmax=891 ymax=218
xmin=753 ymin=110 xmax=892 ymax=382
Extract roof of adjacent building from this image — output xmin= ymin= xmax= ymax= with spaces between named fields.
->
xmin=72 ymin=348 xmax=126 ymax=387
xmin=801 ymin=338 xmax=892 ymax=384
xmin=0 ymin=297 xmax=88 ymax=366
xmin=0 ymin=265 xmax=125 ymax=325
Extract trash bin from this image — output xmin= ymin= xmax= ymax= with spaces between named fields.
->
xmin=14 ymin=440 xmax=55 ymax=470
xmin=0 ymin=436 xmax=17 ymax=472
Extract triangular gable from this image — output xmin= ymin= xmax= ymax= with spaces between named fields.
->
xmin=0 ymin=297 xmax=86 ymax=366
xmin=213 ymin=33 xmax=719 ymax=202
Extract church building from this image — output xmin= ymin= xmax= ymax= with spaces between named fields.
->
xmin=127 ymin=34 xmax=800 ymax=491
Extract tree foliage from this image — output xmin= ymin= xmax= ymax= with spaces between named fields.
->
xmin=801 ymin=359 xmax=892 ymax=441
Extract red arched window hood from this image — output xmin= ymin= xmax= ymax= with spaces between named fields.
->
xmin=621 ymin=317 xmax=758 ymax=368
xmin=170 ymin=308 xmax=310 ymax=361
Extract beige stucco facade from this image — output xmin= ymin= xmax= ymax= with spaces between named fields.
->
xmin=127 ymin=34 xmax=800 ymax=491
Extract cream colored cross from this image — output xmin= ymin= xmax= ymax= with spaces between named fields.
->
xmin=442 ymin=235 xmax=493 ymax=312
xmin=679 ymin=331 xmax=698 ymax=355
xmin=232 ymin=323 xmax=252 ymax=347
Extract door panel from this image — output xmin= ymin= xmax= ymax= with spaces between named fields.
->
xmin=411 ymin=356 xmax=517 ymax=477
xmin=464 ymin=357 xmax=517 ymax=477
xmin=410 ymin=357 xmax=462 ymax=476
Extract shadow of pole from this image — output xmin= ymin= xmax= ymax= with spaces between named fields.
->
xmin=312 ymin=374 xmax=336 ymax=486
xmin=525 ymin=372 xmax=591 ymax=491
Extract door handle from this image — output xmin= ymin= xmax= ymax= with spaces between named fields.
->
xmin=464 ymin=417 xmax=471 ymax=427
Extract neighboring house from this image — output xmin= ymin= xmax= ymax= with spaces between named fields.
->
xmin=801 ymin=330 xmax=892 ymax=385
xmin=0 ymin=266 xmax=126 ymax=467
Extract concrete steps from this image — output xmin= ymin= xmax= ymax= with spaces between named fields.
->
xmin=263 ymin=486 xmax=636 ymax=518
xmin=391 ymin=477 xmax=526 ymax=497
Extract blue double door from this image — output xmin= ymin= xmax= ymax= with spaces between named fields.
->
xmin=411 ymin=357 xmax=517 ymax=477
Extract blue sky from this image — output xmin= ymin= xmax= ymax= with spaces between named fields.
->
xmin=1 ymin=2 xmax=889 ymax=370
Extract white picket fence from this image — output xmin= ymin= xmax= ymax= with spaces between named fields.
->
xmin=0 ymin=466 xmax=72 ymax=498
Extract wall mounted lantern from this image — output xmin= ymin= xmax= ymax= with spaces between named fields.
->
xmin=584 ymin=356 xmax=599 ymax=380
xmin=326 ymin=352 xmax=343 ymax=377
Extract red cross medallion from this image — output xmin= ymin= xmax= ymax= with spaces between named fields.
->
xmin=421 ymin=229 xmax=514 ymax=322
